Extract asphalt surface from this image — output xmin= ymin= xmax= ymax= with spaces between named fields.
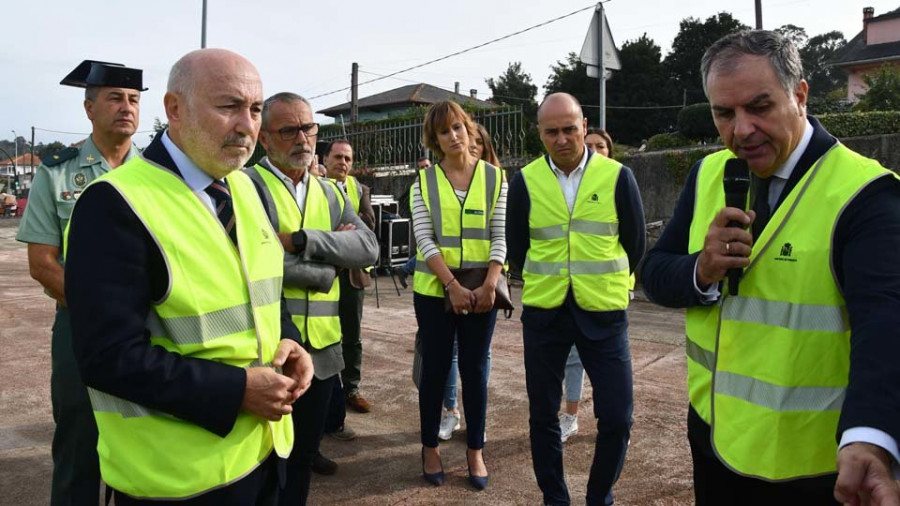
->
xmin=0 ymin=220 xmax=693 ymax=505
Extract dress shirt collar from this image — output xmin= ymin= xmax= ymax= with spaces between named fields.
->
xmin=548 ymin=147 xmax=589 ymax=178
xmin=260 ymin=156 xmax=308 ymax=189
xmin=770 ymin=118 xmax=813 ymax=182
xmin=161 ymin=130 xmax=214 ymax=191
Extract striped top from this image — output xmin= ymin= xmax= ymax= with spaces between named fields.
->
xmin=411 ymin=177 xmax=507 ymax=265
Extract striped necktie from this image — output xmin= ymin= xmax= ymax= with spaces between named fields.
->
xmin=205 ymin=179 xmax=238 ymax=246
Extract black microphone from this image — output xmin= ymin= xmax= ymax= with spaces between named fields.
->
xmin=723 ymin=158 xmax=750 ymax=296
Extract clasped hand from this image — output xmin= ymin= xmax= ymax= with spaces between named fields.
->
xmin=241 ymin=339 xmax=314 ymax=421
xmin=448 ymin=281 xmax=495 ymax=315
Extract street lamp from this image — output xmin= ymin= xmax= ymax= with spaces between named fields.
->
xmin=10 ymin=130 xmax=17 ymax=177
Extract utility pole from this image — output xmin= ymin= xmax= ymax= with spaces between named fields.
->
xmin=755 ymin=0 xmax=763 ymax=29
xmin=11 ymin=130 xmax=17 ymax=178
xmin=30 ymin=127 xmax=35 ymax=177
xmin=350 ymin=62 xmax=359 ymax=123
xmin=201 ymin=0 xmax=208 ymax=48
xmin=596 ymin=2 xmax=606 ymax=129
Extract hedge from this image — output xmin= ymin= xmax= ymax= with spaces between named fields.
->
xmin=646 ymin=132 xmax=691 ymax=151
xmin=663 ymin=147 xmax=720 ymax=185
xmin=677 ymin=103 xmax=718 ymax=141
xmin=817 ymin=111 xmax=900 ymax=138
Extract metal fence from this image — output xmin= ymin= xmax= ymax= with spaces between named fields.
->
xmin=318 ymin=106 xmax=527 ymax=170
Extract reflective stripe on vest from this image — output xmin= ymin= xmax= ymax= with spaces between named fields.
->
xmin=66 ymin=157 xmax=291 ymax=499
xmin=684 ymin=144 xmax=895 ymax=480
xmin=519 ymin=154 xmax=629 ymax=310
xmin=413 ymin=160 xmax=500 ymax=297
xmin=247 ymin=165 xmax=343 ymax=350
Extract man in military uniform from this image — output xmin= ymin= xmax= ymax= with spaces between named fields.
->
xmin=16 ymin=60 xmax=145 ymax=505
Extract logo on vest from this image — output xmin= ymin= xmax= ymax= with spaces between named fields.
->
xmin=261 ymin=227 xmax=272 ymax=244
xmin=464 ymin=209 xmax=485 ymax=216
xmin=774 ymin=242 xmax=797 ymax=263
xmin=587 ymin=193 xmax=600 ymax=204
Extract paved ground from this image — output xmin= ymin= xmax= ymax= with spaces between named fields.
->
xmin=0 ymin=219 xmax=693 ymax=505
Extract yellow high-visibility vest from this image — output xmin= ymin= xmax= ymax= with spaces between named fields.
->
xmin=520 ymin=155 xmax=629 ymax=310
xmin=66 ymin=156 xmax=291 ymax=499
xmin=413 ymin=160 xmax=501 ymax=297
xmin=247 ymin=165 xmax=344 ymax=350
xmin=685 ymin=144 xmax=895 ymax=480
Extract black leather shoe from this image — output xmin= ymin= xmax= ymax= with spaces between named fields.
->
xmin=312 ymin=452 xmax=338 ymax=476
xmin=466 ymin=449 xmax=489 ymax=491
xmin=421 ymin=447 xmax=444 ymax=486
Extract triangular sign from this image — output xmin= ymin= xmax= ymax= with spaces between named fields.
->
xmin=579 ymin=7 xmax=622 ymax=75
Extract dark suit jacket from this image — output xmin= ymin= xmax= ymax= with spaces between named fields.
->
xmin=65 ymin=132 xmax=300 ymax=438
xmin=358 ymin=183 xmax=376 ymax=232
xmin=506 ymin=150 xmax=647 ymax=339
xmin=640 ymin=116 xmax=900 ymax=443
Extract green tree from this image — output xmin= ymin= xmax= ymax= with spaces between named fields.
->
xmin=606 ymin=34 xmax=680 ymax=145
xmin=543 ymin=52 xmax=600 ymax=125
xmin=151 ymin=117 xmax=168 ymax=139
xmin=854 ymin=64 xmax=900 ymax=111
xmin=801 ymin=31 xmax=847 ymax=100
xmin=664 ymin=12 xmax=749 ymax=103
xmin=34 ymin=141 xmax=66 ymax=159
xmin=486 ymin=62 xmax=542 ymax=155
xmin=775 ymin=24 xmax=808 ymax=48
xmin=486 ymin=62 xmax=538 ymax=120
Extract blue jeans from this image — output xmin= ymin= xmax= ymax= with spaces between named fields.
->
xmin=443 ymin=336 xmax=492 ymax=411
xmin=563 ymin=345 xmax=585 ymax=404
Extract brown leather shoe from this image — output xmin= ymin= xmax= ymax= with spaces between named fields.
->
xmin=346 ymin=393 xmax=372 ymax=413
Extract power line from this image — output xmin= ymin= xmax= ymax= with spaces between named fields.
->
xmin=308 ymin=3 xmax=596 ymax=101
xmin=359 ymin=69 xmax=688 ymax=111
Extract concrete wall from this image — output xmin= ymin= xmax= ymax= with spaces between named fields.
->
xmin=363 ymin=133 xmax=900 ymax=226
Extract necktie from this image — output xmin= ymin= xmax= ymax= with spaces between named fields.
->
xmin=205 ymin=180 xmax=238 ymax=246
xmin=751 ymin=175 xmax=772 ymax=241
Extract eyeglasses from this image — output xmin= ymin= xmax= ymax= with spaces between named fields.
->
xmin=272 ymin=122 xmax=319 ymax=141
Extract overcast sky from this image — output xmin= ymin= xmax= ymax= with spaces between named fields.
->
xmin=1 ymin=0 xmax=894 ymax=148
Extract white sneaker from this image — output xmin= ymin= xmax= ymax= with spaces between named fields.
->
xmin=559 ymin=413 xmax=579 ymax=443
xmin=438 ymin=410 xmax=461 ymax=440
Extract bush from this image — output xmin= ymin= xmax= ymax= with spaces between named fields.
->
xmin=663 ymin=147 xmax=720 ymax=185
xmin=646 ymin=132 xmax=691 ymax=151
xmin=677 ymin=103 xmax=718 ymax=141
xmin=817 ymin=111 xmax=900 ymax=138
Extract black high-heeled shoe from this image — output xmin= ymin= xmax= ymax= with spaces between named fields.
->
xmin=421 ymin=447 xmax=445 ymax=486
xmin=466 ymin=449 xmax=489 ymax=491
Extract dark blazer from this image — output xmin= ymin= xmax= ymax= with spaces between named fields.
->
xmin=640 ymin=116 xmax=900 ymax=443
xmin=358 ymin=182 xmax=376 ymax=232
xmin=506 ymin=150 xmax=646 ymax=339
xmin=66 ymin=132 xmax=300 ymax=438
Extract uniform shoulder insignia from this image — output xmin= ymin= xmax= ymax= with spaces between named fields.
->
xmin=43 ymin=147 xmax=79 ymax=167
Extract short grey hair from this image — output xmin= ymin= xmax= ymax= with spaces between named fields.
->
xmin=84 ymin=86 xmax=99 ymax=102
xmin=262 ymin=92 xmax=312 ymax=130
xmin=167 ymin=54 xmax=196 ymax=102
xmin=701 ymin=30 xmax=804 ymax=98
